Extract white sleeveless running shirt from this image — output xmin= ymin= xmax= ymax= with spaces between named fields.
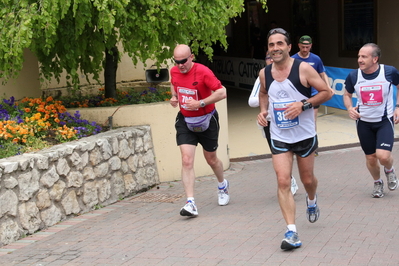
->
xmin=354 ymin=64 xmax=394 ymax=122
xmin=266 ymin=61 xmax=315 ymax=143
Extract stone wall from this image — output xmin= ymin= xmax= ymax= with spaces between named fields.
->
xmin=0 ymin=126 xmax=159 ymax=247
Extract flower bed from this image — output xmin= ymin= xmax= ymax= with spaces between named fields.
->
xmin=0 ymin=96 xmax=103 ymax=159
xmin=0 ymin=83 xmax=173 ymax=159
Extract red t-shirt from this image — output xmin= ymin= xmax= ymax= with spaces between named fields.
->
xmin=171 ymin=63 xmax=222 ymax=117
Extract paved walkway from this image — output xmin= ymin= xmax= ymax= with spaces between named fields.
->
xmin=1 ymin=143 xmax=399 ymax=265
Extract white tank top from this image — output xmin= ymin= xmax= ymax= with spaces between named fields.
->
xmin=268 ymin=79 xmax=315 ymax=143
xmin=354 ymin=64 xmax=394 ymax=122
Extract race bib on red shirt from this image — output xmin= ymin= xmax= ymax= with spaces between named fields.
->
xmin=178 ymin=87 xmax=198 ymax=111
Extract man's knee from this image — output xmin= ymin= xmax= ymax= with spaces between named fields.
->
xmin=366 ymin=153 xmax=378 ymax=164
xmin=277 ymin=176 xmax=291 ymax=190
xmin=181 ymin=154 xmax=195 ymax=169
xmin=300 ymin=174 xmax=317 ymax=187
xmin=205 ymin=152 xmax=220 ymax=166
xmin=376 ymin=150 xmax=393 ymax=165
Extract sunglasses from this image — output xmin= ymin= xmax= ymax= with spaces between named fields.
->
xmin=267 ymin=27 xmax=289 ymax=38
xmin=173 ymin=54 xmax=191 ymax=65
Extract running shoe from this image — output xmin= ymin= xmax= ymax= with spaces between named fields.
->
xmin=291 ymin=176 xmax=299 ymax=195
xmin=281 ymin=230 xmax=302 ymax=250
xmin=372 ymin=180 xmax=384 ymax=198
xmin=306 ymin=194 xmax=320 ymax=223
xmin=180 ymin=200 xmax=198 ymax=217
xmin=384 ymin=168 xmax=398 ymax=191
xmin=218 ymin=179 xmax=230 ymax=206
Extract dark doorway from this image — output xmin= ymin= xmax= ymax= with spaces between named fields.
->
xmin=291 ymin=0 xmax=319 ymax=55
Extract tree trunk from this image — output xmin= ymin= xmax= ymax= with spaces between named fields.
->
xmin=104 ymin=46 xmax=119 ymax=98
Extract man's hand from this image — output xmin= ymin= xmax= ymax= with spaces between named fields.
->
xmin=284 ymin=102 xmax=303 ymax=120
xmin=183 ymin=98 xmax=200 ymax=110
xmin=170 ymin=96 xmax=178 ymax=108
xmin=257 ymin=112 xmax=268 ymax=127
xmin=348 ymin=106 xmax=361 ymax=120
xmin=394 ymin=108 xmax=399 ymax=124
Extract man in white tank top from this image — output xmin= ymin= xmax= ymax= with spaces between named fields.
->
xmin=257 ymin=28 xmax=332 ymax=250
xmin=344 ymin=43 xmax=399 ymax=198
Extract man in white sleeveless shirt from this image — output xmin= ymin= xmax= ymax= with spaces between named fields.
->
xmin=257 ymin=28 xmax=331 ymax=250
xmin=344 ymin=43 xmax=399 ymax=198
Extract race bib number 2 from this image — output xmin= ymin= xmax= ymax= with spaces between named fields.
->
xmin=273 ymin=101 xmax=299 ymax=129
xmin=178 ymin=87 xmax=198 ymax=110
xmin=360 ymin=85 xmax=383 ymax=106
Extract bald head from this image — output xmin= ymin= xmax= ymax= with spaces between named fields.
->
xmin=174 ymin=44 xmax=192 ymax=58
xmin=173 ymin=44 xmax=194 ymax=73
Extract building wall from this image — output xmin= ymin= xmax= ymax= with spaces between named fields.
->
xmin=42 ymin=51 xmax=172 ymax=90
xmin=375 ymin=1 xmax=399 ymax=68
xmin=0 ymin=49 xmax=41 ymax=100
xmin=3 ymin=1 xmax=399 ymax=98
xmin=318 ymin=0 xmax=399 ymax=69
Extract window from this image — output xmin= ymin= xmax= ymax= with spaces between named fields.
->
xmin=339 ymin=0 xmax=376 ymax=57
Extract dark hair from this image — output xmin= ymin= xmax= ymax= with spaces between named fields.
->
xmin=362 ymin=43 xmax=381 ymax=61
xmin=267 ymin=28 xmax=291 ymax=45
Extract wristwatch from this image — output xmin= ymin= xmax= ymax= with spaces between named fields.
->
xmin=301 ymin=99 xmax=312 ymax=111
xmin=396 ymin=104 xmax=399 ymax=108
xmin=200 ymin=100 xmax=206 ymax=108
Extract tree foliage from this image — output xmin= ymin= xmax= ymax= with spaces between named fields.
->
xmin=0 ymin=0 xmax=267 ymax=97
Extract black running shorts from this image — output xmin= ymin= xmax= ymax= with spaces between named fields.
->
xmin=356 ymin=117 xmax=394 ymax=155
xmin=175 ymin=110 xmax=220 ymax=152
xmin=270 ymin=135 xmax=318 ymax=157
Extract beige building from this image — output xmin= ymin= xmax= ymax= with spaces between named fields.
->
xmin=0 ymin=49 xmax=41 ymax=100
xmin=3 ymin=0 xmax=396 ymax=96
xmin=1 ymin=0 xmax=397 ymax=182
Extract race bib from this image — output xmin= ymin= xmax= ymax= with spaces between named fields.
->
xmin=360 ymin=85 xmax=383 ymax=106
xmin=178 ymin=87 xmax=198 ymax=110
xmin=273 ymin=101 xmax=299 ymax=129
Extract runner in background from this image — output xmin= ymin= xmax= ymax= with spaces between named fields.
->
xmin=291 ymin=35 xmax=334 ymax=155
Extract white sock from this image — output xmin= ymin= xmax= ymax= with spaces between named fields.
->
xmin=307 ymin=195 xmax=317 ymax=206
xmin=287 ymin=224 xmax=297 ymax=232
xmin=385 ymin=167 xmax=394 ymax=173
xmin=187 ymin=197 xmax=195 ymax=203
xmin=218 ymin=180 xmax=226 ymax=189
xmin=374 ymin=179 xmax=383 ymax=183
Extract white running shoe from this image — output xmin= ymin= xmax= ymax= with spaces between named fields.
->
xmin=372 ymin=181 xmax=384 ymax=198
xmin=385 ymin=168 xmax=398 ymax=191
xmin=218 ymin=179 xmax=230 ymax=206
xmin=291 ymin=176 xmax=298 ymax=195
xmin=180 ymin=200 xmax=198 ymax=217
xmin=281 ymin=230 xmax=302 ymax=250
